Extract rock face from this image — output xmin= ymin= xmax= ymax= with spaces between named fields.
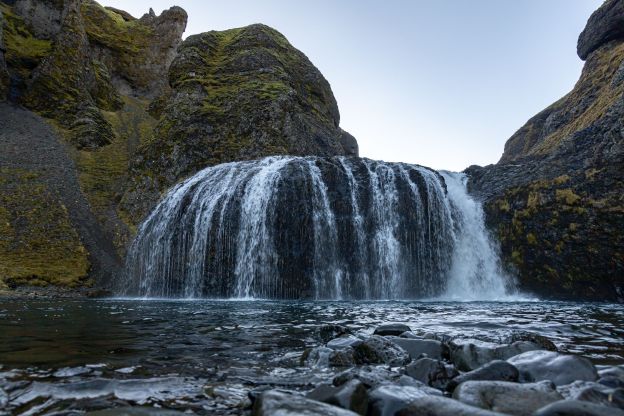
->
xmin=0 ymin=0 xmax=358 ymax=289
xmin=467 ymin=0 xmax=624 ymax=302
xmin=121 ymin=23 xmax=358 ymax=224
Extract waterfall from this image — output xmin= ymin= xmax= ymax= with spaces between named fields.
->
xmin=121 ymin=156 xmax=512 ymax=299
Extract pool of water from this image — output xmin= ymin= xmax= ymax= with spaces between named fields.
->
xmin=1 ymin=299 xmax=623 ymax=414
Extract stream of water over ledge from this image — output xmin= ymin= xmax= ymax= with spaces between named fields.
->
xmin=0 ymin=299 xmax=623 ymax=414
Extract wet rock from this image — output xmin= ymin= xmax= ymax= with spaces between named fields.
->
xmin=446 ymin=360 xmax=519 ymax=392
xmin=334 ymin=366 xmax=402 ymax=388
xmin=396 ymin=395 xmax=507 ymax=416
xmin=403 ymin=357 xmax=458 ymax=390
xmin=450 ymin=339 xmax=541 ymax=371
xmin=598 ymin=376 xmax=624 ymax=389
xmin=303 ymin=346 xmax=355 ymax=368
xmin=387 ymin=336 xmax=445 ymax=360
xmin=87 ymin=408 xmax=187 ymax=416
xmin=327 ymin=335 xmax=363 ymax=350
xmin=507 ymin=350 xmax=597 ymax=385
xmin=366 ymin=384 xmax=429 ymax=416
xmin=577 ymin=0 xmax=624 ymax=60
xmin=453 ymin=380 xmax=562 ymax=416
xmin=374 ymin=324 xmax=411 ymax=337
xmin=0 ymin=387 xmax=7 ymax=409
xmin=320 ymin=325 xmax=353 ymax=343
xmin=352 ymin=335 xmax=410 ymax=366
xmin=253 ymin=389 xmax=359 ymax=416
xmin=598 ymin=365 xmax=624 ymax=385
xmin=307 ymin=379 xmax=368 ymax=414
xmin=533 ymin=399 xmax=624 ymax=416
xmin=557 ymin=380 xmax=624 ymax=409
xmin=506 ymin=332 xmax=558 ymax=352
xmin=395 ymin=375 xmax=443 ymax=396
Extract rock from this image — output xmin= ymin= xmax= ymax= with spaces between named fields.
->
xmin=453 ymin=380 xmax=563 ymax=416
xmin=327 ymin=335 xmax=363 ymax=350
xmin=446 ymin=360 xmax=519 ymax=392
xmin=306 ymin=379 xmax=368 ymax=414
xmin=366 ymin=384 xmax=430 ymax=416
xmin=449 ymin=339 xmax=541 ymax=371
xmin=598 ymin=365 xmax=624 ymax=381
xmin=0 ymin=10 xmax=9 ymax=100
xmin=534 ymin=400 xmax=624 ymax=416
xmin=352 ymin=335 xmax=410 ymax=366
xmin=374 ymin=324 xmax=412 ymax=337
xmin=253 ymin=389 xmax=359 ymax=416
xmin=598 ymin=376 xmax=624 ymax=389
xmin=303 ymin=346 xmax=355 ymax=368
xmin=334 ymin=366 xmax=403 ymax=389
xmin=507 ymin=350 xmax=597 ymax=385
xmin=506 ymin=332 xmax=558 ymax=352
xmin=396 ymin=395 xmax=507 ymax=416
xmin=578 ymin=0 xmax=624 ymax=60
xmin=87 ymin=408 xmax=187 ymax=416
xmin=403 ymin=357 xmax=458 ymax=390
xmin=557 ymin=380 xmax=624 ymax=409
xmin=387 ymin=336 xmax=445 ymax=360
xmin=320 ymin=325 xmax=353 ymax=343
xmin=395 ymin=375 xmax=443 ymax=396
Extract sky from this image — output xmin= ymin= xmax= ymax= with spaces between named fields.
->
xmin=101 ymin=0 xmax=602 ymax=171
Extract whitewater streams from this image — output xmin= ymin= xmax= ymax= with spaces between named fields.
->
xmin=121 ymin=156 xmax=512 ymax=300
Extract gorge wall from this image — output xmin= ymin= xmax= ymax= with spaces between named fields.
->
xmin=0 ymin=0 xmax=356 ymax=290
xmin=467 ymin=0 xmax=624 ymax=302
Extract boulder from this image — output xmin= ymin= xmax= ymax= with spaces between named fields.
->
xmin=557 ymin=380 xmax=624 ymax=409
xmin=396 ymin=395 xmax=507 ymax=416
xmin=534 ymin=400 xmax=624 ymax=416
xmin=387 ymin=336 xmax=445 ymax=360
xmin=87 ymin=408 xmax=187 ymax=416
xmin=366 ymin=384 xmax=429 ymax=416
xmin=307 ymin=379 xmax=368 ymax=414
xmin=449 ymin=339 xmax=541 ymax=371
xmin=303 ymin=346 xmax=355 ymax=368
xmin=446 ymin=360 xmax=519 ymax=392
xmin=578 ymin=0 xmax=624 ymax=60
xmin=453 ymin=380 xmax=563 ymax=416
xmin=373 ymin=324 xmax=412 ymax=337
xmin=253 ymin=390 xmax=359 ymax=416
xmin=352 ymin=335 xmax=410 ymax=366
xmin=507 ymin=350 xmax=597 ymax=385
xmin=334 ymin=366 xmax=403 ymax=389
xmin=327 ymin=335 xmax=363 ymax=350
xmin=403 ymin=358 xmax=458 ymax=390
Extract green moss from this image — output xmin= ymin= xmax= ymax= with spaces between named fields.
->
xmin=556 ymin=188 xmax=581 ymax=205
xmin=0 ymin=168 xmax=89 ymax=288
xmin=526 ymin=233 xmax=538 ymax=246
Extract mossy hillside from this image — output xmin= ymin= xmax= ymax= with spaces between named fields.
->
xmin=0 ymin=3 xmax=52 ymax=82
xmin=0 ymin=168 xmax=90 ymax=288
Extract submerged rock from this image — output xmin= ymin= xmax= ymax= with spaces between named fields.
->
xmin=446 ymin=360 xmax=519 ymax=392
xmin=253 ymin=389 xmax=359 ymax=416
xmin=374 ymin=324 xmax=412 ymax=337
xmin=403 ymin=357 xmax=458 ymax=390
xmin=534 ymin=399 xmax=624 ymax=416
xmin=453 ymin=380 xmax=563 ymax=416
xmin=387 ymin=336 xmax=445 ymax=360
xmin=507 ymin=350 xmax=598 ymax=385
xmin=327 ymin=335 xmax=363 ymax=350
xmin=352 ymin=336 xmax=411 ymax=366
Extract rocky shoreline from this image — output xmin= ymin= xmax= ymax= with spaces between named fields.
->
xmin=248 ymin=323 xmax=624 ymax=416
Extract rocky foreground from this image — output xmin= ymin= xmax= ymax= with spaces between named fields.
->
xmin=245 ymin=323 xmax=624 ymax=416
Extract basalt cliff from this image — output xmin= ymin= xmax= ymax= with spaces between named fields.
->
xmin=467 ymin=0 xmax=624 ymax=302
xmin=0 ymin=0 xmax=357 ymax=290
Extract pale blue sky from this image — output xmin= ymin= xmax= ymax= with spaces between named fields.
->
xmin=101 ymin=0 xmax=601 ymax=171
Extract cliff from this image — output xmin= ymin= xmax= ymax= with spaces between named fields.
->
xmin=467 ymin=0 xmax=624 ymax=302
xmin=0 ymin=0 xmax=357 ymax=290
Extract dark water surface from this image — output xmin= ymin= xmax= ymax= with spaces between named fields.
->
xmin=1 ymin=299 xmax=623 ymax=414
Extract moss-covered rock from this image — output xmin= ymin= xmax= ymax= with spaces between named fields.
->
xmin=0 ymin=9 xmax=9 ymax=99
xmin=467 ymin=0 xmax=624 ymax=302
xmin=122 ymin=24 xmax=358 ymax=224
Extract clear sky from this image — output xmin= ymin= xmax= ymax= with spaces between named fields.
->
xmin=101 ymin=0 xmax=601 ymax=171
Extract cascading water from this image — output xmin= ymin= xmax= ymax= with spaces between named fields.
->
xmin=121 ymin=156 xmax=513 ymax=299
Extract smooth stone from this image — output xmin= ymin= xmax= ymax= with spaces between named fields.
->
xmin=403 ymin=357 xmax=458 ymax=390
xmin=447 ymin=360 xmax=519 ymax=392
xmin=87 ymin=409 xmax=187 ymax=416
xmin=327 ymin=335 xmax=363 ymax=350
xmin=373 ymin=324 xmax=412 ymax=337
xmin=396 ymin=395 xmax=507 ymax=416
xmin=353 ymin=335 xmax=410 ymax=366
xmin=399 ymin=331 xmax=422 ymax=339
xmin=450 ymin=339 xmax=541 ymax=371
xmin=507 ymin=350 xmax=597 ymax=385
xmin=533 ymin=399 xmax=624 ymax=416
xmin=453 ymin=380 xmax=562 ymax=416
xmin=557 ymin=380 xmax=624 ymax=409
xmin=598 ymin=365 xmax=624 ymax=380
xmin=253 ymin=389 xmax=359 ymax=416
xmin=334 ymin=366 xmax=402 ymax=388
xmin=395 ymin=375 xmax=443 ymax=396
xmin=506 ymin=331 xmax=558 ymax=352
xmin=366 ymin=384 xmax=429 ymax=416
xmin=307 ymin=379 xmax=368 ymax=415
xmin=387 ymin=337 xmax=445 ymax=360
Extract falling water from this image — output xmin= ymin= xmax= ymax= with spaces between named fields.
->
xmin=121 ymin=156 xmax=512 ymax=299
